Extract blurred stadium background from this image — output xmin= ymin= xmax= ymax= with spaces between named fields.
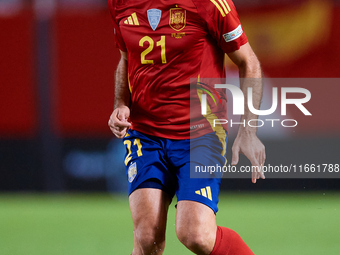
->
xmin=0 ymin=0 xmax=339 ymax=254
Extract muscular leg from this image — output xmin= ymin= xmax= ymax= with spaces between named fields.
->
xmin=176 ymin=200 xmax=217 ymax=255
xmin=176 ymin=201 xmax=255 ymax=255
xmin=129 ymin=188 xmax=172 ymax=255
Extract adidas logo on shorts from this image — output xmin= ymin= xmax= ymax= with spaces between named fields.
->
xmin=195 ymin=186 xmax=212 ymax=201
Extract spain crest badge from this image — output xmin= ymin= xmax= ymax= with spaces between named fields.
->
xmin=169 ymin=8 xmax=186 ymax=31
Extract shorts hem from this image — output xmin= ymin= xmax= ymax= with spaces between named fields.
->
xmin=176 ymin=197 xmax=218 ymax=214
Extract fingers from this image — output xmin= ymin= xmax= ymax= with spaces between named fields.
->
xmin=259 ymin=147 xmax=266 ymax=168
xmin=232 ymin=137 xmax=265 ymax=183
xmin=252 ymin=165 xmax=265 ymax=184
xmin=109 ymin=124 xmax=128 ymax=139
xmin=108 ymin=107 xmax=131 ymax=138
xmin=250 ymin=157 xmax=260 ymax=184
xmin=111 ymin=109 xmax=131 ymax=127
xmin=251 ymin=149 xmax=266 ymax=184
xmin=231 ymin=145 xmax=240 ymax=166
xmin=259 ymin=150 xmax=266 ymax=179
xmin=258 ymin=147 xmax=266 ymax=180
xmin=109 ymin=116 xmax=131 ymax=129
xmin=117 ymin=108 xmax=129 ymax=123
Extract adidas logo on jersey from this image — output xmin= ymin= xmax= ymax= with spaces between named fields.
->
xmin=195 ymin=186 xmax=212 ymax=201
xmin=123 ymin=12 xmax=139 ymax=25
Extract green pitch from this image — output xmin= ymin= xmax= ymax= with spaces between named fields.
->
xmin=0 ymin=192 xmax=339 ymax=255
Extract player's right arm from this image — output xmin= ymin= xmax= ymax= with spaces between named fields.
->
xmin=108 ymin=50 xmax=131 ymax=138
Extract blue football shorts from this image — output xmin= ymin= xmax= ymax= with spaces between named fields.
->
xmin=122 ymin=129 xmax=227 ymax=214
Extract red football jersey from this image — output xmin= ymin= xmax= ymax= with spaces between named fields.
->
xmin=108 ymin=0 xmax=248 ymax=139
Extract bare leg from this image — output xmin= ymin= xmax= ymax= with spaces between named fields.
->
xmin=129 ymin=188 xmax=172 ymax=255
xmin=176 ymin=200 xmax=217 ymax=255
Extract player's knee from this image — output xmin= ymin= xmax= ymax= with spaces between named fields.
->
xmin=134 ymin=226 xmax=166 ymax=253
xmin=176 ymin=225 xmax=214 ymax=254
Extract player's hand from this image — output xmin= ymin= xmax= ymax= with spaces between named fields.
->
xmin=108 ymin=106 xmax=131 ymax=139
xmin=231 ymin=132 xmax=266 ymax=183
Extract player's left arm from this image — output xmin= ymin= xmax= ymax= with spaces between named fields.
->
xmin=227 ymin=42 xmax=266 ymax=183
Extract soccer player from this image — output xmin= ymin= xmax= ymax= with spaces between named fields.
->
xmin=108 ymin=0 xmax=265 ymax=254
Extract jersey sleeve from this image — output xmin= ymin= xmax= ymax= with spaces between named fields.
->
xmin=194 ymin=0 xmax=248 ymax=53
xmin=108 ymin=0 xmax=127 ymax=52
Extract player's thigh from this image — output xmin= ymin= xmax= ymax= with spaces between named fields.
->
xmin=129 ymin=188 xmax=172 ymax=241
xmin=175 ymin=173 xmax=220 ymax=240
xmin=176 ymin=200 xmax=217 ymax=253
xmin=176 ymin=200 xmax=217 ymax=233
xmin=175 ymin=163 xmax=221 ymax=252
